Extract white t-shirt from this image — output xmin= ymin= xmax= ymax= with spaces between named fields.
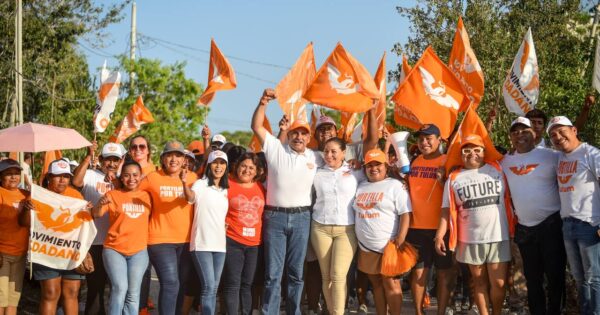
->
xmin=536 ymin=138 xmax=549 ymax=149
xmin=556 ymin=143 xmax=600 ymax=226
xmin=190 ymin=179 xmax=229 ymax=252
xmin=81 ymin=169 xmax=114 ymax=245
xmin=354 ymin=178 xmax=412 ymax=253
xmin=501 ymin=148 xmax=560 ymax=226
xmin=442 ymin=164 xmax=510 ymax=244
xmin=263 ymin=132 xmax=317 ymax=207
xmin=313 ymin=162 xmax=365 ymax=225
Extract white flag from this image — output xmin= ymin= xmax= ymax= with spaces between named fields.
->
xmin=502 ymin=28 xmax=539 ymax=116
xmin=593 ymin=36 xmax=600 ymax=93
xmin=29 ymin=184 xmax=97 ymax=270
xmin=93 ymin=61 xmax=121 ymax=133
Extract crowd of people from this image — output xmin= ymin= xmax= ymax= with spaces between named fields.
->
xmin=0 ymin=88 xmax=599 ymax=315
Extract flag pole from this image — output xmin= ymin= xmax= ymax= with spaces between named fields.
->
xmin=92 ymin=132 xmax=97 ymax=170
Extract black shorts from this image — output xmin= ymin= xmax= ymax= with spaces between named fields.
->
xmin=405 ymin=229 xmax=453 ymax=270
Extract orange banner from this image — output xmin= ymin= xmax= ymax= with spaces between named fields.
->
xmin=362 ymin=52 xmax=387 ymax=140
xmin=249 ymin=116 xmax=272 ymax=152
xmin=275 ymin=43 xmax=316 ymax=123
xmin=109 ymin=96 xmax=154 ymax=144
xmin=197 ymin=39 xmax=237 ymax=106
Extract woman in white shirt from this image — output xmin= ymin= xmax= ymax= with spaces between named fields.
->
xmin=311 ymin=137 xmax=364 ymax=315
xmin=354 ymin=148 xmax=412 ymax=315
xmin=184 ymin=150 xmax=229 ymax=315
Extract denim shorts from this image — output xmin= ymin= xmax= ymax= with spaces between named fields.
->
xmin=32 ymin=263 xmax=85 ymax=281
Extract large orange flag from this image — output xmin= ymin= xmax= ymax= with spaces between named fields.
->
xmin=304 ymin=43 xmax=379 ymax=113
xmin=249 ymin=116 xmax=272 ymax=152
xmin=391 ymin=46 xmax=469 ymax=139
xmin=399 ymin=54 xmax=411 ymax=82
xmin=275 ymin=43 xmax=316 ymax=123
xmin=307 ymin=105 xmax=322 ymax=150
xmin=40 ymin=150 xmax=62 ymax=184
xmin=338 ymin=112 xmax=359 ymax=143
xmin=362 ymin=52 xmax=387 ymax=140
xmin=444 ymin=108 xmax=503 ymax=173
xmin=448 ymin=17 xmax=484 ymax=111
xmin=109 ymin=96 xmax=155 ymax=144
xmin=197 ymin=39 xmax=237 ymax=107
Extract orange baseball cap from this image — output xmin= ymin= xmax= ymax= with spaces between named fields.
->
xmin=364 ymin=149 xmax=387 ymax=165
xmin=460 ymin=134 xmax=485 ymax=148
xmin=187 ymin=140 xmax=205 ymax=155
xmin=288 ymin=120 xmax=311 ymax=134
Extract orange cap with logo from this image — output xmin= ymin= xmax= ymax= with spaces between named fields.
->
xmin=460 ymin=134 xmax=485 ymax=148
xmin=187 ymin=140 xmax=205 ymax=155
xmin=288 ymin=120 xmax=311 ymax=134
xmin=364 ymin=149 xmax=387 ymax=165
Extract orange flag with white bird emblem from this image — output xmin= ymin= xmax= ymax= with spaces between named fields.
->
xmin=275 ymin=43 xmax=316 ymax=123
xmin=197 ymin=39 xmax=237 ymax=107
xmin=362 ymin=52 xmax=387 ymax=140
xmin=109 ymin=96 xmax=155 ymax=144
xmin=304 ymin=42 xmax=379 ymax=113
xmin=449 ymin=17 xmax=485 ymax=111
xmin=392 ymin=46 xmax=469 ymax=139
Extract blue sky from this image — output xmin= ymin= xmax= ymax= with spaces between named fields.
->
xmin=81 ymin=1 xmax=413 ymax=134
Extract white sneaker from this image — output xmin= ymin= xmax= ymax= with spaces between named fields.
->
xmin=358 ymin=303 xmax=368 ymax=314
xmin=444 ymin=307 xmax=454 ymax=315
xmin=366 ymin=291 xmax=375 ymax=307
xmin=468 ymin=305 xmax=480 ymax=315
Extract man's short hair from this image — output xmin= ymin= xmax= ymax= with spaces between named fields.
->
xmin=525 ymin=109 xmax=548 ymax=125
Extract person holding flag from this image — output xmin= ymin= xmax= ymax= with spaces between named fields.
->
xmin=0 ymin=159 xmax=29 ymax=315
xmin=72 ymin=141 xmax=124 ymax=315
xmin=93 ymin=161 xmax=151 ymax=314
xmin=21 ymin=159 xmax=92 ymax=315
xmin=435 ymin=135 xmax=514 ymax=315
xmin=406 ymin=124 xmax=455 ymax=315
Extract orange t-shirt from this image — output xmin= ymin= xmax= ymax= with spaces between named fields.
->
xmin=139 ymin=170 xmax=196 ymax=244
xmin=408 ymin=154 xmax=446 ymax=229
xmin=102 ymin=189 xmax=151 ymax=255
xmin=0 ymin=187 xmax=29 ymax=256
xmin=226 ymin=180 xmax=265 ymax=246
xmin=141 ymin=162 xmax=157 ymax=177
xmin=62 ymin=186 xmax=85 ymax=200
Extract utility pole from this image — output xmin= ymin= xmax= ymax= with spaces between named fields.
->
xmin=129 ymin=1 xmax=136 ymax=91
xmin=15 ymin=0 xmax=22 ymax=127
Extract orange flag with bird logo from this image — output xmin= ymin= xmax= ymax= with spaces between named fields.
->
xmin=391 ymin=46 xmax=469 ymax=139
xmin=197 ymin=39 xmax=237 ymax=107
xmin=449 ymin=17 xmax=484 ymax=111
xmin=249 ymin=116 xmax=272 ymax=152
xmin=304 ymin=42 xmax=379 ymax=113
xmin=444 ymin=108 xmax=503 ymax=173
xmin=362 ymin=52 xmax=387 ymax=140
xmin=502 ymin=27 xmax=539 ymax=116
xmin=109 ymin=96 xmax=155 ymax=144
xmin=275 ymin=43 xmax=316 ymax=123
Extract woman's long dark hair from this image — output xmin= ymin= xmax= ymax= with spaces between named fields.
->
xmin=233 ymin=152 xmax=264 ymax=183
xmin=204 ymin=159 xmax=230 ymax=189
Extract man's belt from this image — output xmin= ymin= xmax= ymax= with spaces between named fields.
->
xmin=265 ymin=205 xmax=310 ymax=214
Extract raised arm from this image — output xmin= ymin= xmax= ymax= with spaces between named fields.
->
xmin=251 ymin=88 xmax=277 ymax=145
xmin=277 ymin=114 xmax=290 ymax=143
xmin=574 ymin=94 xmax=595 ymax=131
xmin=92 ymin=195 xmax=111 ymax=218
xmin=72 ymin=141 xmax=97 ymax=188
xmin=362 ymin=104 xmax=379 ymax=159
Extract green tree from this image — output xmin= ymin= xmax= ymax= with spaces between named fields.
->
xmin=392 ymin=0 xmax=599 ymax=147
xmin=221 ymin=130 xmax=253 ymax=147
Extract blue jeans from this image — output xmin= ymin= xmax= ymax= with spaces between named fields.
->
xmin=103 ymin=248 xmax=149 ymax=315
xmin=148 ymin=243 xmax=193 ymax=315
xmin=563 ymin=218 xmax=600 ymax=315
xmin=223 ymin=237 xmax=259 ymax=315
xmin=261 ymin=210 xmax=310 ymax=315
xmin=191 ymin=251 xmax=226 ymax=315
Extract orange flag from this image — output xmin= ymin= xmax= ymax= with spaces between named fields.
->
xmin=275 ymin=43 xmax=316 ymax=123
xmin=448 ymin=17 xmax=485 ymax=111
xmin=362 ymin=52 xmax=387 ymax=140
xmin=399 ymin=54 xmax=412 ymax=83
xmin=40 ymin=150 xmax=62 ymax=184
xmin=307 ymin=105 xmax=322 ymax=150
xmin=338 ymin=112 xmax=359 ymax=143
xmin=249 ymin=116 xmax=272 ymax=152
xmin=391 ymin=46 xmax=469 ymax=139
xmin=304 ymin=42 xmax=379 ymax=113
xmin=197 ymin=39 xmax=237 ymax=106
xmin=109 ymin=96 xmax=155 ymax=144
xmin=444 ymin=108 xmax=503 ymax=173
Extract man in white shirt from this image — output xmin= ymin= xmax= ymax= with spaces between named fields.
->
xmin=548 ymin=116 xmax=600 ymax=315
xmin=251 ymin=88 xmax=317 ymax=315
xmin=501 ymin=117 xmax=565 ymax=315
xmin=72 ymin=141 xmax=124 ymax=315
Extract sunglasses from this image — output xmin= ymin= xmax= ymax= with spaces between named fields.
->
xmin=130 ymin=144 xmax=147 ymax=151
xmin=461 ymin=147 xmax=484 ymax=155
xmin=510 ymin=129 xmax=531 ymax=136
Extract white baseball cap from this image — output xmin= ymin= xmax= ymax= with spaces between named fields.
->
xmin=510 ymin=117 xmax=532 ymax=130
xmin=546 ymin=116 xmax=573 ymax=134
xmin=207 ymin=150 xmax=228 ymax=164
xmin=101 ymin=142 xmax=125 ymax=159
xmin=211 ymin=134 xmax=227 ymax=147
xmin=48 ymin=159 xmax=73 ymax=176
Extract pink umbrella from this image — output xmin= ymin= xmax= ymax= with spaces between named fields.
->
xmin=0 ymin=123 xmax=92 ymax=152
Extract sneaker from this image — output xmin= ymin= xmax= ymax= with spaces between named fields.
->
xmin=139 ymin=308 xmax=151 ymax=315
xmin=444 ymin=307 xmax=454 ymax=315
xmin=358 ymin=304 xmax=368 ymax=314
xmin=366 ymin=291 xmax=375 ymax=307
xmin=468 ymin=305 xmax=480 ymax=315
xmin=347 ymin=296 xmax=357 ymax=309
xmin=252 ymin=310 xmax=260 ymax=315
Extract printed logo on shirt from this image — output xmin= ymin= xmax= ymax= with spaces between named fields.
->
xmin=242 ymin=227 xmax=256 ymax=237
xmin=557 ymin=160 xmax=577 ymax=192
xmin=159 ymin=186 xmax=184 ymax=198
xmin=95 ymin=181 xmax=113 ymax=195
xmin=230 ymin=195 xmax=264 ymax=227
xmin=355 ymin=192 xmax=383 ymax=218
xmin=409 ymin=166 xmax=438 ymax=179
xmin=307 ymin=162 xmax=315 ymax=170
xmin=455 ymin=178 xmax=502 ymax=209
xmin=508 ymin=164 xmax=539 ymax=176
xmin=122 ymin=203 xmax=145 ymax=219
